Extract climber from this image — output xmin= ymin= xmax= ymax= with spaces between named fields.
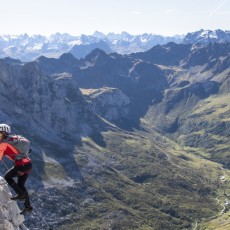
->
xmin=0 ymin=124 xmax=33 ymax=215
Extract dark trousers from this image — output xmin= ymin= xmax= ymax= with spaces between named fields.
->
xmin=4 ymin=162 xmax=32 ymax=208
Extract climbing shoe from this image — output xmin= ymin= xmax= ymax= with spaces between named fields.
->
xmin=20 ymin=206 xmax=33 ymax=215
xmin=10 ymin=194 xmax=26 ymax=201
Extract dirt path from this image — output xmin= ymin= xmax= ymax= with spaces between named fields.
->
xmin=193 ymin=166 xmax=229 ymax=230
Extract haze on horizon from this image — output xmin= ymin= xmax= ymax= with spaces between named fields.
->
xmin=0 ymin=0 xmax=229 ymax=36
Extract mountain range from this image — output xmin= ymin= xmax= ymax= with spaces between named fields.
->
xmin=0 ymin=29 xmax=230 ymax=61
xmin=0 ymin=30 xmax=230 ymax=229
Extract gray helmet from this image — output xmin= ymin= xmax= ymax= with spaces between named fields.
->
xmin=0 ymin=124 xmax=11 ymax=134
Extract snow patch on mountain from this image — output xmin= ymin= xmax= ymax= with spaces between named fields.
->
xmin=183 ymin=29 xmax=230 ymax=44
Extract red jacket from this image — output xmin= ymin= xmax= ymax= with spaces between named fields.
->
xmin=0 ymin=143 xmax=31 ymax=166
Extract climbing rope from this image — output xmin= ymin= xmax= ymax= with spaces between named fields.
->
xmin=31 ymin=205 xmax=53 ymax=230
xmin=1 ymin=159 xmax=9 ymax=171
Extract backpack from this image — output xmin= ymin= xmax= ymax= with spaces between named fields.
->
xmin=5 ymin=135 xmax=31 ymax=160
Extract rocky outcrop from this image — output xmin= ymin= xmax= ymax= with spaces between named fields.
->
xmin=82 ymin=87 xmax=130 ymax=121
xmin=182 ymin=43 xmax=230 ymax=68
xmin=0 ymin=177 xmax=28 ymax=230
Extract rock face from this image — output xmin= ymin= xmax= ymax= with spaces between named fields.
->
xmin=81 ymin=87 xmax=130 ymax=121
xmin=0 ymin=177 xmax=28 ymax=230
xmin=0 ymin=58 xmax=108 ymax=141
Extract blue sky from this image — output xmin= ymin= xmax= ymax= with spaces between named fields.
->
xmin=0 ymin=0 xmax=229 ymax=36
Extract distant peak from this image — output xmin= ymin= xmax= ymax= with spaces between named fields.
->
xmin=93 ymin=31 xmax=106 ymax=38
xmin=3 ymin=57 xmax=22 ymax=65
xmin=83 ymin=48 xmax=109 ymax=63
xmin=60 ymin=52 xmax=76 ymax=60
xmin=87 ymin=48 xmax=107 ymax=57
